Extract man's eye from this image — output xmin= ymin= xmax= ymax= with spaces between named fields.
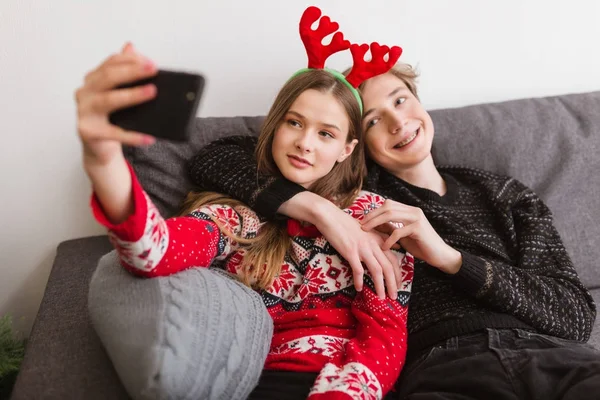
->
xmin=395 ymin=97 xmax=406 ymax=106
xmin=366 ymin=118 xmax=380 ymax=130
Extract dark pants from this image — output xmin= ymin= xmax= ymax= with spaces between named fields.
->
xmin=395 ymin=328 xmax=600 ymax=400
xmin=248 ymin=370 xmax=399 ymax=399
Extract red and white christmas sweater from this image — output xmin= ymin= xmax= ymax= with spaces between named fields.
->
xmin=92 ymin=164 xmax=414 ymax=400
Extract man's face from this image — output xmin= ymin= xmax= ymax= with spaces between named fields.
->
xmin=360 ymin=73 xmax=435 ymax=174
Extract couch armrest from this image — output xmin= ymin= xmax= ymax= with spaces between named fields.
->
xmin=11 ymin=236 xmax=131 ymax=400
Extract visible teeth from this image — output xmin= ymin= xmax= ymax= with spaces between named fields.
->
xmin=395 ymin=129 xmax=418 ymax=148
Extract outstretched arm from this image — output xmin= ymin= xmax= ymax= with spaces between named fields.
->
xmin=93 ymin=162 xmax=259 ymax=278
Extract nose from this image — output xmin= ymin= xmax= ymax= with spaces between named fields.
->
xmin=294 ymin=130 xmax=315 ymax=153
xmin=387 ymin=110 xmax=406 ymax=135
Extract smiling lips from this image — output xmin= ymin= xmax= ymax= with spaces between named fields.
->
xmin=288 ymin=154 xmax=312 ymax=168
xmin=393 ymin=127 xmax=420 ymax=149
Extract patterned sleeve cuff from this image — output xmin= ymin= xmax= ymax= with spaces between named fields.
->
xmin=451 ymin=251 xmax=491 ymax=297
xmin=254 ymin=178 xmax=307 ymax=220
xmin=308 ymin=362 xmax=382 ymax=400
xmin=90 ymin=162 xmax=149 ymax=241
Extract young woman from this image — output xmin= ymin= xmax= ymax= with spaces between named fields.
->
xmin=75 ymin=8 xmax=414 ymax=398
xmin=190 ymin=62 xmax=600 ymax=398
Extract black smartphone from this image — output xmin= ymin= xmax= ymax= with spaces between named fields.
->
xmin=109 ymin=70 xmax=205 ymax=142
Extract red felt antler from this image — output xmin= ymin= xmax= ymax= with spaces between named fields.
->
xmin=345 ymin=42 xmax=403 ymax=88
xmin=299 ymin=6 xmax=350 ymax=69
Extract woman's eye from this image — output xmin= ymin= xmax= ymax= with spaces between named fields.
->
xmin=288 ymin=119 xmax=301 ymax=127
xmin=395 ymin=97 xmax=406 ymax=106
xmin=319 ymin=131 xmax=334 ymax=138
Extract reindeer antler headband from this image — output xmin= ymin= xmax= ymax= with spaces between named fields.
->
xmin=291 ymin=6 xmax=403 ymax=113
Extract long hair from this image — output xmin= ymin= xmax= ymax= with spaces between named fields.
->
xmin=181 ymin=69 xmax=365 ymax=290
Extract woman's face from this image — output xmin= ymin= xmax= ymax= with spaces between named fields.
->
xmin=272 ymin=89 xmax=357 ymax=189
xmin=360 ymin=73 xmax=435 ymax=174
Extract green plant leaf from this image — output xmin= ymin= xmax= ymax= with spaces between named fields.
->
xmin=0 ymin=315 xmax=26 ymax=398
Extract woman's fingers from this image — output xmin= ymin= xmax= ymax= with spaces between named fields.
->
xmin=104 ymin=127 xmax=156 ymax=147
xmin=122 ymin=42 xmax=135 ymax=54
xmin=84 ymin=58 xmax=157 ymax=92
xmin=81 ymin=83 xmax=157 ymax=114
xmin=79 ymin=120 xmax=154 ymax=146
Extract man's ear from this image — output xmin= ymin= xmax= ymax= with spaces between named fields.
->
xmin=337 ymin=139 xmax=358 ymax=163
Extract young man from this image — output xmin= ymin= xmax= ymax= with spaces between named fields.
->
xmin=189 ymin=64 xmax=600 ymax=399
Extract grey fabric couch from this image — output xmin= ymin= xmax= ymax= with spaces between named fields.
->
xmin=12 ymin=91 xmax=600 ymax=399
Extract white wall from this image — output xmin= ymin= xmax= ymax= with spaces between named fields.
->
xmin=1 ymin=0 xmax=599 ymax=336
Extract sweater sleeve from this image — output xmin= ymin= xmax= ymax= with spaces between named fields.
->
xmin=307 ymin=191 xmax=415 ymax=400
xmin=188 ymin=135 xmax=306 ymax=220
xmin=451 ymin=179 xmax=596 ymax=342
xmin=91 ymin=162 xmax=261 ymax=278
xmin=308 ymin=254 xmax=414 ymax=400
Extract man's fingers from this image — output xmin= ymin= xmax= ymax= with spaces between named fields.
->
xmin=362 ymin=209 xmax=416 ymax=232
xmin=383 ymin=225 xmax=413 ymax=250
xmin=363 ymin=253 xmax=385 ymax=299
xmin=348 ymin=254 xmax=364 ymax=292
xmin=383 ymin=249 xmax=403 ymax=289
xmin=372 ymin=221 xmax=397 ymax=235
xmin=374 ymin=248 xmax=398 ymax=299
xmin=361 ymin=212 xmax=395 ymax=232
xmin=361 ymin=205 xmax=386 ymax=223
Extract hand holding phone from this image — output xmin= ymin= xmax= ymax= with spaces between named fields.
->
xmin=109 ymin=70 xmax=206 ymax=142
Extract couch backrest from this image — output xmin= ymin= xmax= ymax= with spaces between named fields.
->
xmin=430 ymin=91 xmax=600 ymax=289
xmin=125 ymin=91 xmax=600 ymax=288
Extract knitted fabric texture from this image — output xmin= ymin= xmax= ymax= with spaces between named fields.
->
xmin=91 ymin=163 xmax=414 ymax=399
xmin=189 ymin=135 xmax=305 ymax=220
xmin=188 ymin=135 xmax=597 ymax=353
xmin=88 ymin=251 xmax=273 ymax=400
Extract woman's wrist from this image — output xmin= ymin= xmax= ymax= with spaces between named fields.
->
xmin=84 ymin=152 xmax=134 ymax=225
xmin=83 ymin=148 xmax=125 ymax=172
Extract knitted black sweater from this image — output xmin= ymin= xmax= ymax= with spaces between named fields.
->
xmin=189 ymin=135 xmax=596 ymax=351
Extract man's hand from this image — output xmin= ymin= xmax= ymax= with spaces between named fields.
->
xmin=361 ymin=200 xmax=463 ymax=274
xmin=279 ymin=192 xmax=403 ymax=299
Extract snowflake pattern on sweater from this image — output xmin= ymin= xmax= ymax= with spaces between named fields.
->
xmin=91 ymin=164 xmax=414 ymax=400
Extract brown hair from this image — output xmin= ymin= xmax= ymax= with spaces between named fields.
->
xmin=343 ymin=62 xmax=420 ymax=100
xmin=181 ymin=69 xmax=365 ymax=290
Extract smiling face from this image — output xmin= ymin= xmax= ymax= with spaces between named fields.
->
xmin=360 ymin=72 xmax=435 ymax=174
xmin=271 ymin=89 xmax=357 ymax=189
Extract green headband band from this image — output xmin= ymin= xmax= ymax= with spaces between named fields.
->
xmin=289 ymin=67 xmax=363 ymax=114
